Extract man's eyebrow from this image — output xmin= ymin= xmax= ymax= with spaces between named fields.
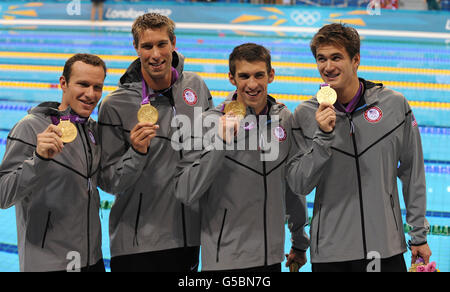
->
xmin=76 ymin=79 xmax=102 ymax=85
xmin=237 ymin=71 xmax=265 ymax=75
xmin=141 ymin=39 xmax=168 ymax=45
xmin=317 ymin=52 xmax=343 ymax=58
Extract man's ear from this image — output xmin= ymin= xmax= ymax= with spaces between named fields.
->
xmin=59 ymin=76 xmax=67 ymax=91
xmin=228 ymin=72 xmax=236 ymax=86
xmin=171 ymin=35 xmax=177 ymax=49
xmin=133 ymin=40 xmax=139 ymax=55
xmin=353 ymin=53 xmax=360 ymax=72
xmin=268 ymin=68 xmax=275 ymax=84
xmin=59 ymin=76 xmax=69 ymax=107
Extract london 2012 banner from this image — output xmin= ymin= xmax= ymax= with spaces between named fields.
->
xmin=0 ymin=1 xmax=448 ymax=34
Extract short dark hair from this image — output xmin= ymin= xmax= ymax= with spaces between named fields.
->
xmin=229 ymin=43 xmax=272 ymax=76
xmin=310 ymin=23 xmax=360 ymax=60
xmin=132 ymin=13 xmax=176 ymax=48
xmin=62 ymin=53 xmax=107 ymax=82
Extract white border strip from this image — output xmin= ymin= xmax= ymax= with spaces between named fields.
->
xmin=0 ymin=19 xmax=449 ymax=39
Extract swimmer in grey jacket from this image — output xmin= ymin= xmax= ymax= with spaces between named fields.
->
xmin=287 ymin=24 xmax=431 ymax=272
xmin=175 ymin=44 xmax=309 ymax=272
xmin=0 ymin=54 xmax=107 ymax=272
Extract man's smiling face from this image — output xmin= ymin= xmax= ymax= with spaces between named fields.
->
xmin=229 ymin=60 xmax=274 ymax=115
xmin=315 ymin=44 xmax=360 ymax=92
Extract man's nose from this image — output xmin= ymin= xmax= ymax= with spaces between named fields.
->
xmin=85 ymin=86 xmax=95 ymax=98
xmin=247 ymin=76 xmax=258 ymax=89
xmin=150 ymin=48 xmax=161 ymax=59
xmin=324 ymin=60 xmax=335 ymax=72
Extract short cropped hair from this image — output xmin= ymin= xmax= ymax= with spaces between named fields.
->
xmin=229 ymin=43 xmax=272 ymax=76
xmin=62 ymin=53 xmax=107 ymax=82
xmin=132 ymin=13 xmax=176 ymax=48
xmin=310 ymin=23 xmax=360 ymax=60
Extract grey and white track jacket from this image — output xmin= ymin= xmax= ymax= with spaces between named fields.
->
xmin=98 ymin=51 xmax=213 ymax=258
xmin=0 ymin=102 xmax=103 ymax=272
xmin=174 ymin=95 xmax=310 ymax=271
xmin=287 ymin=79 xmax=429 ymax=263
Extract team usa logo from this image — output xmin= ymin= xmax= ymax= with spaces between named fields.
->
xmin=273 ymin=126 xmax=287 ymax=142
xmin=183 ymin=88 xmax=198 ymax=106
xmin=412 ymin=113 xmax=418 ymax=128
xmin=364 ymin=106 xmax=383 ymax=123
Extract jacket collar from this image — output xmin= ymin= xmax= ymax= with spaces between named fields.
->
xmin=29 ymin=102 xmax=92 ymax=125
xmin=360 ymin=77 xmax=384 ymax=107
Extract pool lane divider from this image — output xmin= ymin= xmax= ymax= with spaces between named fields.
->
xmin=0 ymin=63 xmax=449 ymax=90
xmin=0 ymin=80 xmax=449 ymax=109
xmin=0 ymin=54 xmax=449 ymax=76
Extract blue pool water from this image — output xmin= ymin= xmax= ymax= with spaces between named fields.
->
xmin=0 ymin=19 xmax=449 ymax=271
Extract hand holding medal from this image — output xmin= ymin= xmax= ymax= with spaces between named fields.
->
xmin=36 ymin=124 xmax=65 ymax=159
xmin=137 ymin=104 xmax=159 ymax=124
xmin=224 ymin=101 xmax=246 ymax=120
xmin=219 ymin=101 xmax=246 ymax=143
xmin=317 ymin=84 xmax=337 ymax=105
xmin=138 ymin=79 xmax=160 ymax=124
xmin=132 ymin=80 xmax=160 ymax=154
xmin=315 ymin=84 xmax=337 ymax=133
xmin=57 ymin=119 xmax=78 ymax=143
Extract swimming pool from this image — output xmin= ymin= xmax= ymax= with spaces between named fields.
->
xmin=0 ymin=15 xmax=449 ymax=272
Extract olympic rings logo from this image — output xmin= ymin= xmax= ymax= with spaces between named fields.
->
xmin=290 ymin=10 xmax=321 ymax=26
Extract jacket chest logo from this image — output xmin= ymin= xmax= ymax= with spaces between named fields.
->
xmin=183 ymin=88 xmax=198 ymax=106
xmin=273 ymin=126 xmax=287 ymax=142
xmin=364 ymin=106 xmax=383 ymax=123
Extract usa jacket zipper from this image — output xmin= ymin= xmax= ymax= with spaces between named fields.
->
xmin=216 ymin=209 xmax=228 ymax=263
xmin=258 ymin=124 xmax=269 ymax=267
xmin=262 ymin=159 xmax=268 ymax=266
xmin=347 ymin=113 xmax=368 ymax=259
xmin=79 ymin=124 xmax=93 ymax=269
xmin=172 ymin=104 xmax=189 ymax=248
xmin=133 ymin=193 xmax=143 ymax=246
xmin=41 ymin=211 xmax=52 ymax=248
xmin=315 ymin=204 xmax=322 ymax=254
xmin=390 ymin=194 xmax=399 ymax=231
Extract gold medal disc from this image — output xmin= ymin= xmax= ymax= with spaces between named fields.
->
xmin=137 ymin=104 xmax=159 ymax=124
xmin=317 ymin=85 xmax=337 ymax=105
xmin=224 ymin=101 xmax=246 ymax=119
xmin=57 ymin=120 xmax=77 ymax=143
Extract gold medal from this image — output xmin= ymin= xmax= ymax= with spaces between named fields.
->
xmin=224 ymin=101 xmax=246 ymax=119
xmin=57 ymin=120 xmax=77 ymax=143
xmin=137 ymin=104 xmax=159 ymax=124
xmin=317 ymin=85 xmax=337 ymax=105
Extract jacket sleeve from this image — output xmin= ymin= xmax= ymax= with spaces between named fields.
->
xmin=284 ymin=113 xmax=310 ymax=251
xmin=201 ymin=77 xmax=214 ymax=110
xmin=97 ymin=98 xmax=148 ymax=195
xmin=0 ymin=121 xmax=50 ymax=209
xmin=285 ymin=183 xmax=310 ymax=251
xmin=174 ymin=112 xmax=226 ymax=205
xmin=286 ymin=106 xmax=334 ymax=196
xmin=397 ymin=103 xmax=429 ymax=245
